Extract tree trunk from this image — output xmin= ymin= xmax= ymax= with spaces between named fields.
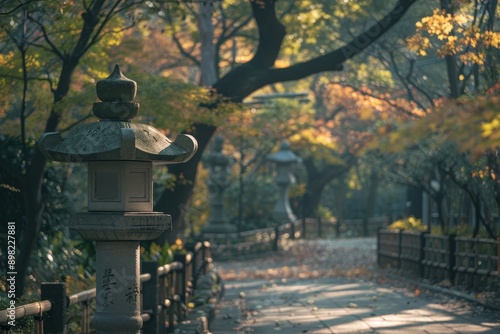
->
xmin=300 ymin=157 xmax=354 ymax=219
xmin=334 ymin=178 xmax=347 ymax=237
xmin=485 ymin=0 xmax=498 ymax=85
xmin=440 ymin=0 xmax=460 ymax=98
xmin=154 ymin=3 xmax=218 ymax=244
xmin=197 ymin=2 xmax=217 ymax=86
xmin=15 ymin=156 xmax=45 ymax=298
xmin=15 ymin=0 xmax=107 ymax=297
xmin=154 ymin=123 xmax=216 ymax=243
xmin=301 ymin=180 xmax=327 ymax=220
xmin=406 ymin=185 xmax=423 ymax=219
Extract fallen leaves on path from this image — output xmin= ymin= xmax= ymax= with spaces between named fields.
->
xmin=216 ymin=237 xmax=377 ymax=281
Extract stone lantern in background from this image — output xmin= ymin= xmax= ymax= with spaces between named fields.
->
xmin=38 ymin=65 xmax=197 ymax=333
xmin=201 ymin=135 xmax=237 ymax=234
xmin=266 ymin=141 xmax=301 ymax=225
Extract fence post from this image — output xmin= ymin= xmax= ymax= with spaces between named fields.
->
xmin=174 ymin=253 xmax=188 ymax=312
xmin=419 ymin=232 xmax=427 ymax=277
xmin=174 ymin=269 xmax=185 ymax=322
xmin=273 ymin=225 xmax=279 ymax=251
xmin=202 ymin=241 xmax=212 ymax=275
xmin=376 ymin=228 xmax=382 ymax=267
xmin=362 ymin=217 xmax=368 ymax=237
xmin=302 ymin=218 xmax=307 ymax=239
xmin=166 ymin=272 xmax=175 ymax=332
xmin=142 ymin=261 xmax=159 ymax=333
xmin=186 ymin=242 xmax=198 ymax=289
xmin=448 ymin=234 xmax=456 ymax=283
xmin=397 ymin=229 xmax=403 ymax=269
xmin=80 ymin=300 xmax=90 ymax=334
xmin=41 ymin=282 xmax=66 ymax=334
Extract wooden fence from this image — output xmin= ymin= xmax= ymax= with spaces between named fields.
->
xmin=203 ymin=220 xmax=303 ymax=260
xmin=378 ymin=229 xmax=499 ymax=290
xmin=304 ymin=216 xmax=389 ymax=238
xmin=204 ymin=217 xmax=390 ymax=260
xmin=0 ymin=241 xmax=215 ymax=334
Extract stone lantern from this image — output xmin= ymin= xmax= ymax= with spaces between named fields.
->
xmin=266 ymin=141 xmax=301 ymax=225
xmin=37 ymin=65 xmax=197 ymax=333
xmin=201 ymin=135 xmax=237 ymax=234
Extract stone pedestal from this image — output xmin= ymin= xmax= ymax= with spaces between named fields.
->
xmin=73 ymin=213 xmax=170 ymax=334
xmin=93 ymin=241 xmax=142 ymax=333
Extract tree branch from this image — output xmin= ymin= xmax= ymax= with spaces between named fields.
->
xmin=164 ymin=4 xmax=201 ymax=67
xmin=27 ymin=14 xmax=65 ymax=59
xmin=265 ymin=0 xmax=418 ymax=83
xmin=248 ymin=0 xmax=286 ymax=68
xmin=214 ymin=0 xmax=418 ymax=102
xmin=0 ymin=0 xmax=34 ymax=16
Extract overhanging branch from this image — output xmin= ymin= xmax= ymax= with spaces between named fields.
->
xmin=262 ymin=0 xmax=418 ymax=85
xmin=214 ymin=0 xmax=419 ymax=101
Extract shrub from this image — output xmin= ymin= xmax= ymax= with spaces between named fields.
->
xmin=388 ymin=216 xmax=428 ymax=232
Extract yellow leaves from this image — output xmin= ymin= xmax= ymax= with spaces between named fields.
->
xmin=388 ymin=216 xmax=427 ymax=231
xmin=407 ymin=34 xmax=432 ymax=54
xmin=408 ymin=8 xmax=499 ymax=65
xmin=0 ymin=184 xmax=20 ymax=192
xmin=291 ymin=126 xmax=336 ymax=149
xmin=359 ymin=107 xmax=375 ymax=121
xmin=354 ymin=62 xmax=394 ymax=87
xmin=376 ymin=124 xmax=392 ymax=136
xmin=347 ymin=169 xmax=362 ymax=190
xmin=0 ymin=52 xmax=16 ymax=68
xmin=417 ymin=9 xmax=457 ymax=38
xmin=481 ymin=116 xmax=500 ymax=138
xmin=483 ymin=31 xmax=500 ymax=48
xmin=274 ymin=59 xmax=290 ymax=68
xmin=289 ymin=125 xmax=341 ymax=164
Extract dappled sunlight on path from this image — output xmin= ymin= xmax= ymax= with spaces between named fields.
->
xmin=212 ymin=277 xmax=500 ymax=333
xmin=217 ymin=237 xmax=377 ymax=281
xmin=211 ymin=238 xmax=500 ymax=333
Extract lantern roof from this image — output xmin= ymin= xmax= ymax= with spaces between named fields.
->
xmin=266 ymin=141 xmax=301 ymax=164
xmin=38 ymin=65 xmax=197 ymax=164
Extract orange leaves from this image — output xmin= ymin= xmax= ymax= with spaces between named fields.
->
xmin=406 ymin=34 xmax=431 ymax=56
xmin=407 ymin=8 xmax=500 ymax=65
xmin=471 ymin=166 xmax=496 ymax=181
xmin=370 ymin=94 xmax=500 ymax=160
xmin=288 ymin=117 xmax=343 ymax=164
xmin=359 ymin=107 xmax=375 ymax=121
xmin=314 ymin=83 xmax=423 ymax=158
